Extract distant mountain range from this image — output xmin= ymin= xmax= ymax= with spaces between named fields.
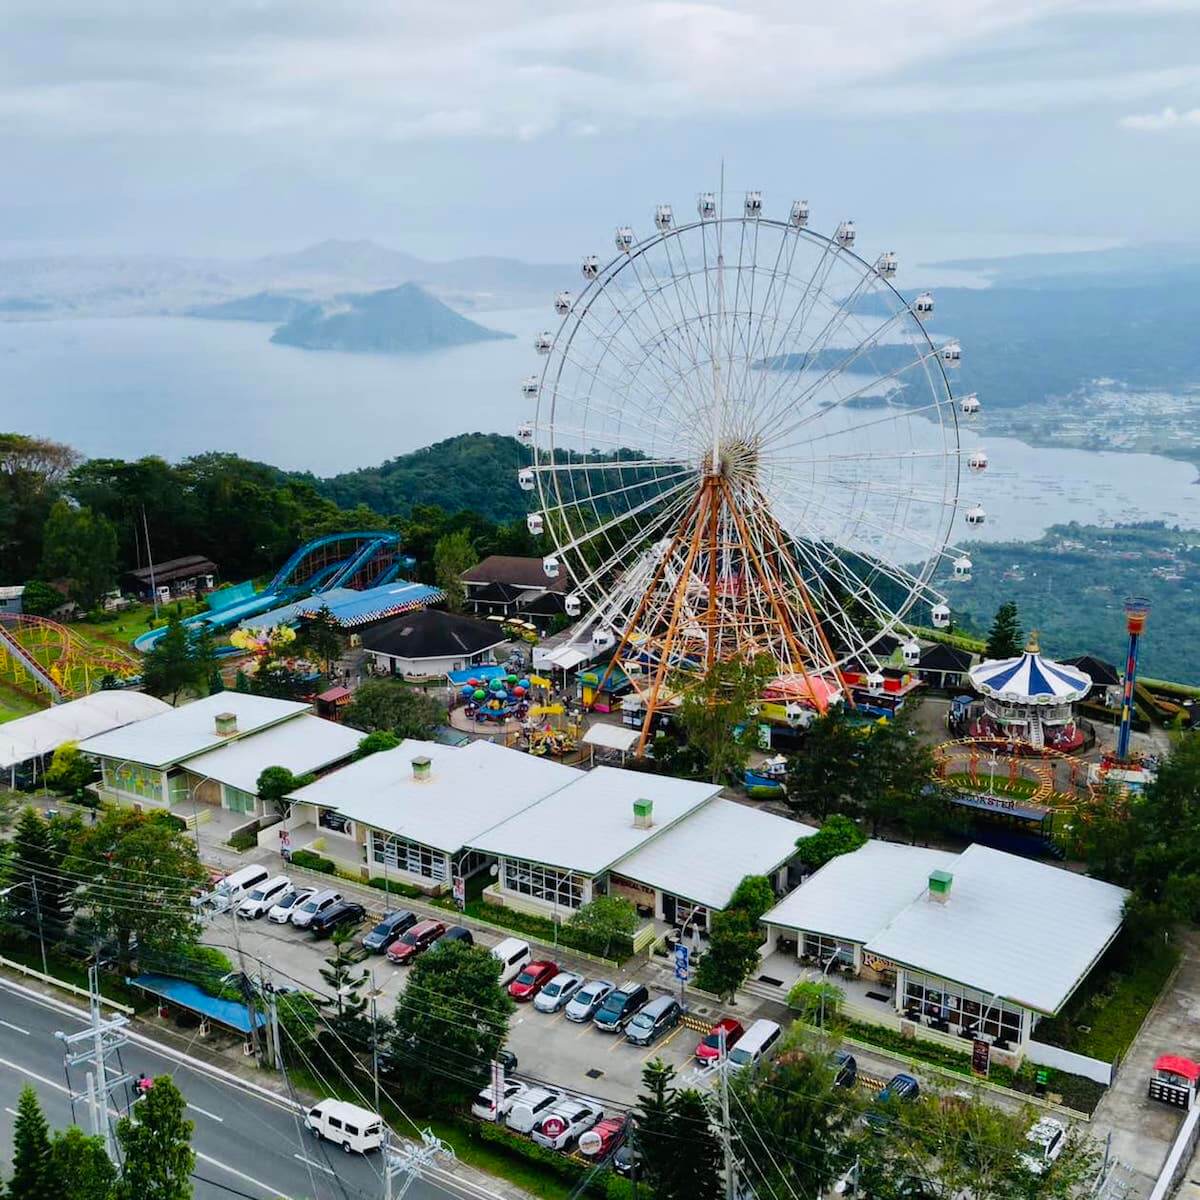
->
xmin=0 ymin=238 xmax=572 ymax=320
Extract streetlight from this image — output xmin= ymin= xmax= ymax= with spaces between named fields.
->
xmin=1 ymin=878 xmax=48 ymax=976
xmin=819 ymin=948 xmax=842 ymax=1029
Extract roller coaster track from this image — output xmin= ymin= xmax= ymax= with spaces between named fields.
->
xmin=0 ymin=614 xmax=140 ymax=702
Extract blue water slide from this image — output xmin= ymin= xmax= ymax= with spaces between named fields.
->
xmin=322 ymin=535 xmax=398 ymax=592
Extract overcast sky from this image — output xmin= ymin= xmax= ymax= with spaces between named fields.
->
xmin=4 ymin=1 xmax=1199 ymax=261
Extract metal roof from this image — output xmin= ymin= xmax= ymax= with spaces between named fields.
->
xmin=77 ymin=693 xmax=312 ymax=769
xmin=468 ymin=766 xmax=720 ymax=876
xmin=0 ymin=691 xmax=172 ymax=770
xmin=183 ymin=714 xmax=361 ymax=795
xmin=969 ymin=649 xmax=1092 ymax=705
xmin=864 ymin=843 xmax=1128 ymax=1015
xmin=581 ymin=724 xmax=641 ymax=753
xmin=289 ymin=738 xmax=581 ymax=855
xmin=611 ymin=799 xmax=813 ymax=910
xmin=761 ymin=841 xmax=958 ymax=945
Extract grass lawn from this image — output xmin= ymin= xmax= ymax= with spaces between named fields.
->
xmin=0 ymin=681 xmax=45 ymax=723
xmin=0 ymin=936 xmax=149 ymax=1012
xmin=946 ymin=772 xmax=1038 ymax=800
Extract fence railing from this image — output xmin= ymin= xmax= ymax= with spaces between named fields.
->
xmin=0 ymin=952 xmax=134 ymax=1015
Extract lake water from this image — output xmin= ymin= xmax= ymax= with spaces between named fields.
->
xmin=3 ymin=311 xmax=1197 ymax=548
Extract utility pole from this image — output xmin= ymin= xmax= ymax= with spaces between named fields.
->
xmin=383 ymin=1129 xmax=454 ymax=1200
xmin=56 ymin=966 xmax=130 ymax=1165
xmin=718 ymin=1025 xmax=736 ymax=1200
xmin=0 ymin=879 xmax=48 ymax=976
xmin=370 ymin=971 xmax=381 ymax=1115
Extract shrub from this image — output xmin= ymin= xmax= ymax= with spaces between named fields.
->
xmin=227 ymin=829 xmax=258 ymax=852
xmin=291 ymin=849 xmax=336 ymax=874
xmin=472 ymin=1121 xmax=589 ymax=1183
xmin=450 ymin=899 xmax=631 ymax=961
xmin=786 ymin=979 xmax=844 ymax=1023
xmin=161 ymin=944 xmax=236 ymax=995
xmin=368 ymin=878 xmax=424 ymax=899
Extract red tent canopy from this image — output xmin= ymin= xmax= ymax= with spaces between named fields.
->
xmin=1154 ymin=1054 xmax=1200 ymax=1081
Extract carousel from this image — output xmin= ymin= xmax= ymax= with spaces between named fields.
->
xmin=967 ymin=633 xmax=1092 ymax=752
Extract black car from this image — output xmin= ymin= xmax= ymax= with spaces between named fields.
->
xmin=433 ymin=925 xmax=474 ymax=949
xmin=310 ymin=900 xmax=367 ymax=938
xmin=361 ymin=909 xmax=417 ymax=953
xmin=593 ymin=983 xmax=650 ymax=1032
xmin=613 ymin=1142 xmax=641 ymax=1177
xmin=833 ymin=1049 xmax=857 ymax=1088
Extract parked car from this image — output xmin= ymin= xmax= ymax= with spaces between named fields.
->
xmin=505 ymin=1087 xmax=563 ymax=1134
xmin=490 ymin=938 xmax=532 ymax=985
xmin=565 ymin=979 xmax=614 ymax=1023
xmin=832 ymin=1049 xmax=857 ymax=1089
xmin=387 ymin=919 xmax=446 ymax=965
xmin=362 ymin=910 xmax=417 ymax=953
xmin=531 ymin=1099 xmax=603 ymax=1151
xmin=613 ymin=1141 xmax=641 ymax=1177
xmin=209 ymin=864 xmax=270 ymax=914
xmin=695 ymin=1017 xmax=744 ymax=1064
xmin=508 ymin=960 xmax=558 ymax=1002
xmin=267 ymin=886 xmax=315 ymax=924
xmin=578 ymin=1115 xmax=628 ymax=1159
xmin=470 ymin=1079 xmax=528 ymax=1123
xmin=236 ymin=875 xmax=291 ymax=920
xmin=533 ymin=971 xmax=583 ymax=1014
xmin=304 ymin=1099 xmax=384 ymax=1154
xmin=291 ymin=888 xmax=342 ymax=930
xmin=1021 ymin=1117 xmax=1067 ymax=1174
xmin=433 ymin=925 xmax=474 ymax=950
xmin=625 ymin=995 xmax=682 ymax=1046
xmin=726 ymin=1018 xmax=782 ymax=1074
xmin=867 ymin=1073 xmax=921 ymax=1132
xmin=309 ymin=900 xmax=367 ymax=938
xmin=593 ymin=983 xmax=650 ymax=1032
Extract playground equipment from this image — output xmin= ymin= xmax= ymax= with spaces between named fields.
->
xmin=132 ymin=532 xmax=406 ymax=655
xmin=0 ymin=614 xmax=140 ymax=702
xmin=460 ymin=672 xmax=534 ymax=724
xmin=1116 ymin=597 xmax=1151 ymax=761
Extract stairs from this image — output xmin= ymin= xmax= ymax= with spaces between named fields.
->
xmin=1027 ymin=719 xmax=1044 ymax=750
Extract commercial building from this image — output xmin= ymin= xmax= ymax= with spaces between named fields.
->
xmin=121 ymin=555 xmax=218 ymax=601
xmin=760 ymin=840 xmax=1127 ymax=1050
xmin=462 ymin=555 xmax=570 ymax=632
xmin=79 ymin=692 xmax=359 ymax=820
xmin=360 ymin=609 xmax=508 ymax=679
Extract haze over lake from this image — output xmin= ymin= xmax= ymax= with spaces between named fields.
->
xmin=4 ymin=308 xmax=1197 ymax=549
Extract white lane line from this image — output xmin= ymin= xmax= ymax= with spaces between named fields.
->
xmin=293 ymin=1152 xmax=336 ymax=1176
xmin=0 ymin=1020 xmax=31 ymax=1036
xmin=187 ymin=1102 xmax=225 ymax=1123
xmin=0 ymin=1055 xmax=70 ymax=1093
xmin=4 ymin=1107 xmax=17 ymax=1117
xmin=196 ymin=1149 xmax=293 ymax=1198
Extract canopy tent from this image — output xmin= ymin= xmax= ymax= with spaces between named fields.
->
xmin=969 ymin=647 xmax=1092 ymax=705
xmin=130 ymin=974 xmax=267 ymax=1034
xmin=581 ymin=724 xmax=640 ymax=753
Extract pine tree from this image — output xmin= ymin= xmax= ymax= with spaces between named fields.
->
xmin=9 ymin=807 xmax=74 ymax=945
xmin=113 ymin=1075 xmax=195 ymax=1200
xmin=10 ymin=1086 xmax=55 ymax=1200
xmin=634 ymin=1062 xmax=723 ymax=1200
xmin=669 ymin=1089 xmax=723 ymax=1200
xmin=316 ymin=928 xmax=369 ymax=1063
xmin=984 ymin=600 xmax=1023 ymax=660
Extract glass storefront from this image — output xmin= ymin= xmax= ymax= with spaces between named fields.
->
xmin=371 ymin=832 xmax=449 ymax=883
xmin=501 ymin=856 xmax=585 ymax=909
xmin=903 ymin=969 xmax=1024 ymax=1044
xmin=102 ymin=760 xmax=163 ymax=803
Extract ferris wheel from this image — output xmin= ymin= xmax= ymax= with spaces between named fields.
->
xmin=518 ymin=189 xmax=986 ymax=743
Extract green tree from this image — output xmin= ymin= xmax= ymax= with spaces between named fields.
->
xmin=7 ymin=807 xmax=77 ymax=945
xmin=567 ymin=895 xmax=639 ymax=957
xmin=19 ymin=579 xmax=64 ymax=617
xmin=43 ymin=741 xmax=98 ymax=798
xmin=113 ymin=1075 xmax=195 ymax=1200
xmin=0 ymin=434 xmax=78 ymax=582
xmin=10 ymin=1085 xmax=54 ymax=1200
xmin=66 ymin=810 xmax=206 ymax=970
xmin=343 ymin=679 xmax=446 ymax=739
xmin=354 ymin=730 xmax=401 ymax=759
xmin=985 ymin=600 xmax=1024 ymax=660
xmin=40 ymin=500 xmax=118 ymax=611
xmin=634 ymin=1060 xmax=722 ymax=1200
xmin=49 ymin=1127 xmax=118 ymax=1200
xmin=254 ymin=765 xmax=312 ymax=819
xmin=854 ymin=708 xmax=940 ymax=837
xmin=727 ymin=874 xmax=775 ymax=923
xmin=316 ymin=928 xmax=370 ymax=1061
xmin=674 ymin=655 xmax=775 ymax=785
xmin=142 ymin=616 xmax=206 ymax=704
xmin=785 ymin=707 xmax=867 ymax=820
xmin=295 ymin=606 xmax=343 ymax=672
xmin=693 ymin=908 xmax=761 ymax=1001
xmin=786 ymin=978 xmax=844 ymax=1025
xmin=432 ymin=530 xmax=477 ymax=613
xmin=388 ymin=941 xmax=513 ymax=1107
xmin=795 ymin=813 xmax=866 ymax=872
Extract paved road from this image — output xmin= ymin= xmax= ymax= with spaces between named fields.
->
xmin=0 ymin=978 xmax=500 ymax=1200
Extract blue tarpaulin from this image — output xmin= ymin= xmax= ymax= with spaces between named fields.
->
xmin=131 ymin=974 xmax=267 ymax=1033
xmin=446 ymin=665 xmax=507 ymax=686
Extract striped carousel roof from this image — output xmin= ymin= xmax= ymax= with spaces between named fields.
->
xmin=968 ymin=634 xmax=1092 ymax=706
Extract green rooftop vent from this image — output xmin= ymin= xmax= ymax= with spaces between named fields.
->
xmin=411 ymin=755 xmax=432 ymax=782
xmin=214 ymin=712 xmax=238 ymax=737
xmin=928 ymin=869 xmax=953 ymax=904
xmin=633 ymin=798 xmax=654 ymax=830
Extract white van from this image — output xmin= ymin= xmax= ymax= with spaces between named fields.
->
xmin=490 ymin=937 xmax=532 ymax=985
xmin=727 ymin=1019 xmax=782 ymax=1074
xmin=236 ymin=874 xmax=291 ymax=919
xmin=505 ymin=1086 xmax=562 ymax=1134
xmin=304 ymin=1099 xmax=385 ymax=1153
xmin=209 ymin=864 xmax=270 ymax=914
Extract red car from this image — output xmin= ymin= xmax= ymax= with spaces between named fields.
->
xmin=387 ymin=919 xmax=446 ymax=965
xmin=695 ymin=1017 xmax=744 ymax=1064
xmin=579 ymin=1115 xmax=628 ymax=1159
xmin=508 ymin=960 xmax=558 ymax=1001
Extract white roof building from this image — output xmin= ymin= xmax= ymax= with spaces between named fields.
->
xmin=865 ymin=843 xmax=1127 ymax=1015
xmin=184 ymin=715 xmax=362 ymax=796
xmin=612 ymin=799 xmax=814 ymax=912
xmin=763 ymin=841 xmax=957 ymax=946
xmin=469 ymin=766 xmax=720 ymax=876
xmin=288 ymin=738 xmax=581 ymax=856
xmin=0 ymin=691 xmax=172 ymax=772
xmin=78 ymin=692 xmax=311 ymax=769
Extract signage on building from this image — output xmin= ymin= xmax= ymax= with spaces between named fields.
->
xmin=674 ymin=944 xmax=690 ymax=982
xmin=972 ymin=1038 xmax=991 ymax=1077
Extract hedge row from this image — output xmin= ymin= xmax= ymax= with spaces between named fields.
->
xmin=466 ymin=1120 xmax=631 ymax=1199
xmin=367 ymin=877 xmax=425 ymax=899
xmin=442 ymin=898 xmax=632 ymax=962
xmin=290 ymin=849 xmax=337 ymax=874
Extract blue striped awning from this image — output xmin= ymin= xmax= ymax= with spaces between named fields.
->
xmin=969 ymin=650 xmax=1091 ymax=705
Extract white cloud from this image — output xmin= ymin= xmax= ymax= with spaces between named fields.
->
xmin=1119 ymin=104 xmax=1200 ymax=130
xmin=2 ymin=1 xmax=1199 ymax=142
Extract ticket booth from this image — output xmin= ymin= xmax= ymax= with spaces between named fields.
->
xmin=1148 ymin=1055 xmax=1199 ymax=1108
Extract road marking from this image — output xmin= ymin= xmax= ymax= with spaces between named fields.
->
xmin=0 ymin=1020 xmax=30 ymax=1036
xmin=606 ymin=1034 xmax=631 ymax=1053
xmin=4 ymin=1107 xmax=18 ymax=1117
xmin=196 ymin=1149 xmax=292 ymax=1198
xmin=293 ymin=1152 xmax=336 ymax=1176
xmin=0 ymin=1055 xmax=70 ymax=1093
xmin=641 ymin=1025 xmax=684 ymax=1060
xmin=187 ymin=1102 xmax=225 ymax=1122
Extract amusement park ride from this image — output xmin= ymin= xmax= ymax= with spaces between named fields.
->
xmin=0 ymin=613 xmax=140 ymax=701
xmin=517 ymin=186 xmax=986 ymax=753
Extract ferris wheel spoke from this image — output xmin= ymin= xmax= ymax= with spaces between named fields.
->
xmin=546 ymin=474 xmax=697 ymax=561
xmin=797 ymin=474 xmax=959 ymax=507
xmin=769 ymin=394 xmax=953 ymax=457
xmin=769 ymin=446 xmax=962 ymax=468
